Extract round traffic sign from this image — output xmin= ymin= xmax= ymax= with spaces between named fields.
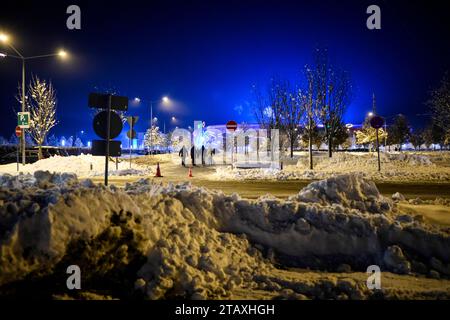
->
xmin=93 ymin=111 xmax=123 ymax=140
xmin=15 ymin=126 xmax=22 ymax=137
xmin=127 ymin=129 xmax=137 ymax=139
xmin=226 ymin=120 xmax=238 ymax=132
xmin=370 ymin=115 xmax=385 ymax=129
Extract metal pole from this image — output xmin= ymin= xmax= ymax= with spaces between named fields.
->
xmin=376 ymin=128 xmax=381 ymax=172
xmin=129 ymin=120 xmax=132 ymax=169
xmin=105 ymin=95 xmax=112 ymax=186
xmin=21 ymin=59 xmax=26 ymax=165
xmin=150 ymin=101 xmax=153 ymax=154
xmin=17 ymin=138 xmax=19 ymax=171
xmin=309 ymin=114 xmax=313 ymax=170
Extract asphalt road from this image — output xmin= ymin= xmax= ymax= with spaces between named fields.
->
xmin=92 ymin=176 xmax=450 ymax=200
xmin=191 ymin=180 xmax=450 ymax=200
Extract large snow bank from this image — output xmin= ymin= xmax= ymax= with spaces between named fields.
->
xmin=0 ymin=172 xmax=449 ymax=299
xmin=0 ymin=154 xmax=151 ymax=177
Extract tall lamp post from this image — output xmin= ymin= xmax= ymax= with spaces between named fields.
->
xmin=0 ymin=32 xmax=68 ymax=165
xmin=134 ymin=96 xmax=170 ymax=153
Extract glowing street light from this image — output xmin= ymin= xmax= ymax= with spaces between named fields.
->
xmin=0 ymin=33 xmax=9 ymax=43
xmin=134 ymin=95 xmax=172 ymax=153
xmin=0 ymin=31 xmax=70 ymax=165
xmin=58 ymin=50 xmax=68 ymax=59
xmin=368 ymin=112 xmax=374 ymax=117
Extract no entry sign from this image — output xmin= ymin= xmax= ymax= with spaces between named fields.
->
xmin=226 ymin=120 xmax=238 ymax=132
xmin=15 ymin=126 xmax=22 ymax=137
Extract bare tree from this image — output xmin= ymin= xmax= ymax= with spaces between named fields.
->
xmin=388 ymin=114 xmax=410 ymax=151
xmin=281 ymin=82 xmax=304 ymax=158
xmin=427 ymin=73 xmax=450 ymax=135
xmin=17 ymin=76 xmax=58 ymax=159
xmin=410 ymin=130 xmax=424 ymax=150
xmin=253 ymin=79 xmax=284 ymax=131
xmin=310 ymin=48 xmax=352 ymax=158
xmin=252 ymin=78 xmax=285 ymax=161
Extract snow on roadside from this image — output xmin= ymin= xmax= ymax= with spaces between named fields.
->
xmin=0 ymin=154 xmax=151 ymax=177
xmin=212 ymin=152 xmax=450 ymax=182
xmin=0 ymin=172 xmax=449 ymax=299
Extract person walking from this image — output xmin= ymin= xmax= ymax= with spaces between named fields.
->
xmin=201 ymin=145 xmax=206 ymax=166
xmin=178 ymin=146 xmax=187 ymax=167
xmin=190 ymin=146 xmax=196 ymax=166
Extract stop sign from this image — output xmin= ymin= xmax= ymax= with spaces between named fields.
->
xmin=15 ymin=126 xmax=22 ymax=137
xmin=226 ymin=120 xmax=238 ymax=132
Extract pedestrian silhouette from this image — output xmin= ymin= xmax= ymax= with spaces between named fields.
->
xmin=179 ymin=146 xmax=187 ymax=167
xmin=190 ymin=146 xmax=196 ymax=166
xmin=201 ymin=145 xmax=206 ymax=165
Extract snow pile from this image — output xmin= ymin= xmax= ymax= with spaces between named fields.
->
xmin=295 ymin=174 xmax=392 ymax=213
xmin=213 ymin=152 xmax=450 ymax=182
xmin=90 ymin=168 xmax=150 ymax=177
xmin=0 ymin=172 xmax=271 ymax=299
xmin=297 ymin=152 xmax=434 ymax=168
xmin=384 ymin=153 xmax=433 ymax=166
xmin=1 ymin=173 xmax=449 ymax=299
xmin=214 ymin=166 xmax=312 ymax=181
xmin=0 ymin=154 xmax=151 ymax=177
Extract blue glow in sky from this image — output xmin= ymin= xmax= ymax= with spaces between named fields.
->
xmin=0 ymin=0 xmax=449 ymax=142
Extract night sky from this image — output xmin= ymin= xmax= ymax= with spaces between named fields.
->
xmin=1 ymin=0 xmax=449 ymax=142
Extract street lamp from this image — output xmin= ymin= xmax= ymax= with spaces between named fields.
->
xmin=0 ymin=33 xmax=9 ymax=42
xmin=134 ymin=96 xmax=171 ymax=153
xmin=0 ymin=32 xmax=69 ymax=165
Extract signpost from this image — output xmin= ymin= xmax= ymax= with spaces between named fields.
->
xmin=126 ymin=116 xmax=139 ymax=168
xmin=370 ymin=115 xmax=385 ymax=172
xmin=17 ymin=112 xmax=30 ymax=166
xmin=226 ymin=120 xmax=238 ymax=166
xmin=89 ymin=93 xmax=128 ymax=185
xmin=15 ymin=126 xmax=21 ymax=171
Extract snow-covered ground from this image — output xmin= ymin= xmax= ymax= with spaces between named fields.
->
xmin=0 ymin=172 xmax=449 ymax=299
xmin=0 ymin=154 xmax=151 ymax=177
xmin=213 ymin=152 xmax=450 ymax=182
xmin=1 ymin=151 xmax=448 ymax=184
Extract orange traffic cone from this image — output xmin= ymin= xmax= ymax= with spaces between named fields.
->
xmin=188 ymin=167 xmax=193 ymax=178
xmin=155 ymin=162 xmax=163 ymax=177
